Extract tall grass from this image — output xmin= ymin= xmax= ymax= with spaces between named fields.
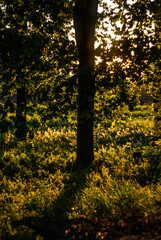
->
xmin=0 ymin=104 xmax=160 ymax=239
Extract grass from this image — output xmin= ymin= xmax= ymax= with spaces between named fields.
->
xmin=0 ymin=104 xmax=161 ymax=239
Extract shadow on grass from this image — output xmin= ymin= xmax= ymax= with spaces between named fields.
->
xmin=12 ymin=161 xmax=96 ymax=240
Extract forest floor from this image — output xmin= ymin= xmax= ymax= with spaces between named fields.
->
xmin=63 ymin=215 xmax=161 ymax=239
xmin=13 ymin=213 xmax=161 ymax=239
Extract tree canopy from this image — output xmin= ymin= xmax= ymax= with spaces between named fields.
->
xmin=0 ymin=0 xmax=160 ymax=156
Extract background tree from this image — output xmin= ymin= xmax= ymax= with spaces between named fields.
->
xmin=95 ymin=0 xmax=160 ymax=116
xmin=0 ymin=0 xmax=73 ymax=137
xmin=151 ymin=0 xmax=161 ymax=138
xmin=0 ymin=1 xmax=47 ymax=137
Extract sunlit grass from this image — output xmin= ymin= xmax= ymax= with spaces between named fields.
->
xmin=0 ymin=104 xmax=160 ymax=239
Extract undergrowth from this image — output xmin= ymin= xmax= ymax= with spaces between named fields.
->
xmin=0 ymin=104 xmax=160 ymax=239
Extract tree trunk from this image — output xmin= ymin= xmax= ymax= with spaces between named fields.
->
xmin=154 ymin=1 xmax=161 ymax=139
xmin=15 ymin=87 xmax=27 ymax=138
xmin=74 ymin=0 xmax=98 ymax=165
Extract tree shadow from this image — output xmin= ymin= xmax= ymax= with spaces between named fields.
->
xmin=12 ymin=161 xmax=95 ymax=240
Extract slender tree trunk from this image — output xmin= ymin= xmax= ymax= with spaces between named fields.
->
xmin=74 ymin=0 xmax=98 ymax=165
xmin=154 ymin=1 xmax=161 ymax=138
xmin=16 ymin=87 xmax=27 ymax=138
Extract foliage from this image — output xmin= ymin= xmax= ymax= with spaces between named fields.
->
xmin=0 ymin=0 xmax=75 ymax=107
xmin=95 ymin=0 xmax=160 ymax=111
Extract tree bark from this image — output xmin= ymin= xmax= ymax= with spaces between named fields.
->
xmin=74 ymin=0 xmax=98 ymax=165
xmin=16 ymin=87 xmax=27 ymax=138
